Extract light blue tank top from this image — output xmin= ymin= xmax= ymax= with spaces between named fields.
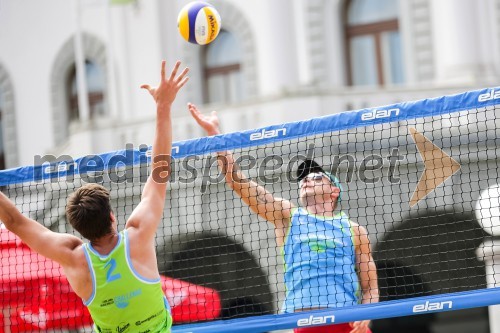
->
xmin=282 ymin=207 xmax=360 ymax=313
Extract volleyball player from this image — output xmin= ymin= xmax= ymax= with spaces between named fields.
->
xmin=188 ymin=103 xmax=379 ymax=333
xmin=0 ymin=60 xmax=189 ymax=333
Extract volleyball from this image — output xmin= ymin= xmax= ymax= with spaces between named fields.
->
xmin=177 ymin=2 xmax=221 ymax=45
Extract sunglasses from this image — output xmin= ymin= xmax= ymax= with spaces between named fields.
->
xmin=299 ymin=173 xmax=327 ymax=186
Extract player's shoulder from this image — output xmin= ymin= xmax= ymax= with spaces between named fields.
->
xmin=124 ymin=225 xmax=155 ymax=245
xmin=62 ymin=241 xmax=88 ymax=269
xmin=72 ymin=242 xmax=87 ymax=259
xmin=347 ymin=219 xmax=359 ymax=228
xmin=343 ymin=217 xmax=369 ymax=237
xmin=338 ymin=211 xmax=359 ymax=227
xmin=60 ymin=234 xmax=85 ymax=255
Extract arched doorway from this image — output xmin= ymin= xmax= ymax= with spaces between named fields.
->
xmin=158 ymin=233 xmax=273 ymax=322
xmin=372 ymin=211 xmax=489 ymax=333
xmin=372 ymin=261 xmax=434 ymax=332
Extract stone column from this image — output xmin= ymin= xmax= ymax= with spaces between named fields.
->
xmin=476 ymin=239 xmax=500 ymax=333
xmin=430 ymin=0 xmax=497 ymax=84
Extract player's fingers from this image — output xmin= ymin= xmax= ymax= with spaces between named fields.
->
xmin=188 ymin=104 xmax=202 ymax=120
xmin=188 ymin=103 xmax=200 ymax=115
xmin=357 ymin=322 xmax=368 ymax=333
xmin=349 ymin=326 xmax=361 ymax=333
xmin=169 ymin=61 xmax=181 ymax=81
xmin=177 ymin=76 xmax=189 ymax=89
xmin=349 ymin=321 xmax=362 ymax=333
xmin=176 ymin=67 xmax=190 ymax=83
xmin=160 ymin=60 xmax=166 ymax=81
xmin=141 ymin=84 xmax=153 ymax=95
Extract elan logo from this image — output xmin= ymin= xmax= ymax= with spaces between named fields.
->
xmin=361 ymin=108 xmax=400 ymax=121
xmin=249 ymin=128 xmax=287 ymax=141
xmin=478 ymin=89 xmax=500 ymax=102
xmin=44 ymin=162 xmax=77 ymax=174
xmin=145 ymin=146 xmax=179 ymax=157
xmin=412 ymin=301 xmax=452 ymax=313
xmin=297 ymin=315 xmax=335 ymax=327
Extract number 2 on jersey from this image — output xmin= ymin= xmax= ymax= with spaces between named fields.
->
xmin=104 ymin=258 xmax=122 ymax=282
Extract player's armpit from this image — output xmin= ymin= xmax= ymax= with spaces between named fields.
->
xmin=8 ymin=214 xmax=82 ymax=266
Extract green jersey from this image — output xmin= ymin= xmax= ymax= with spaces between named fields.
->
xmin=82 ymin=230 xmax=172 ymax=333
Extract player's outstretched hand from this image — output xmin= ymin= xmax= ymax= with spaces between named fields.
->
xmin=349 ymin=320 xmax=371 ymax=333
xmin=188 ymin=103 xmax=221 ymax=136
xmin=141 ymin=60 xmax=189 ymax=109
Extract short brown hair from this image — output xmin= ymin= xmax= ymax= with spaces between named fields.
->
xmin=66 ymin=184 xmax=113 ymax=241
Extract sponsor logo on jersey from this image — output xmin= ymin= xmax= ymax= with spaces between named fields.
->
xmin=114 ymin=289 xmax=142 ymax=309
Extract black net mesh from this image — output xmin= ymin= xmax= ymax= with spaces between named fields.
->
xmin=1 ymin=104 xmax=499 ymax=332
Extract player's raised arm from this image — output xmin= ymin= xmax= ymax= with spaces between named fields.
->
xmin=350 ymin=223 xmax=379 ymax=333
xmin=188 ymin=103 xmax=293 ymax=246
xmin=353 ymin=224 xmax=379 ymax=305
xmin=126 ymin=60 xmax=189 ymax=238
xmin=0 ymin=191 xmax=82 ymax=266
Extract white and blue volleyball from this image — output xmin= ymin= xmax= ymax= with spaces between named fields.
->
xmin=178 ymin=2 xmax=221 ymax=45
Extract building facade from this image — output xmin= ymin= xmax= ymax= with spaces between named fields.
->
xmin=1 ymin=0 xmax=499 ymax=332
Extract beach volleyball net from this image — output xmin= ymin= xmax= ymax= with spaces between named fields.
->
xmin=1 ymin=87 xmax=500 ymax=332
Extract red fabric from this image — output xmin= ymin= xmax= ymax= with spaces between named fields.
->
xmin=161 ymin=276 xmax=221 ymax=323
xmin=1 ymin=228 xmax=221 ymax=330
xmin=294 ymin=323 xmax=372 ymax=333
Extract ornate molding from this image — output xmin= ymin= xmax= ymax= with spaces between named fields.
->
xmin=50 ymin=32 xmax=107 ymax=144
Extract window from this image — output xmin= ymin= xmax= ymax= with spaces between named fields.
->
xmin=345 ymin=0 xmax=404 ymax=86
xmin=203 ymin=30 xmax=244 ymax=104
xmin=66 ymin=60 xmax=105 ymax=121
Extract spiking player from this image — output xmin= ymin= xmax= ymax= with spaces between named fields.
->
xmin=188 ymin=103 xmax=379 ymax=333
xmin=0 ymin=60 xmax=189 ymax=333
